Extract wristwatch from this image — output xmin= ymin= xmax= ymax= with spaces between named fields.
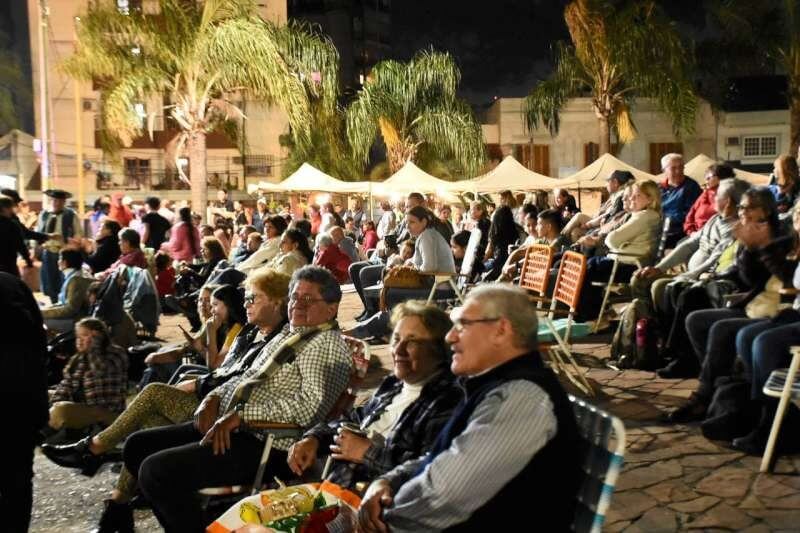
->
xmin=233 ymin=400 xmax=247 ymax=419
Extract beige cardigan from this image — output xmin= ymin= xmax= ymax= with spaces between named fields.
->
xmin=605 ymin=209 xmax=662 ymax=266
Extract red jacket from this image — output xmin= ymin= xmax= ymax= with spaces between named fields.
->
xmin=683 ymin=186 xmax=717 ymax=235
xmin=155 ymin=266 xmax=176 ymax=296
xmin=361 ymin=229 xmax=378 ymax=253
xmin=314 ymin=245 xmax=352 ymax=283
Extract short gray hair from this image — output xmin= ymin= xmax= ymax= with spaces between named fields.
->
xmin=316 ymin=233 xmax=334 ymax=248
xmin=466 ymin=284 xmax=539 ymax=350
xmin=660 ymin=153 xmax=683 ymax=169
xmin=290 ymin=266 xmax=342 ymax=303
xmin=716 ymin=178 xmax=751 ymax=207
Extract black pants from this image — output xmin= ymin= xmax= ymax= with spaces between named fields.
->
xmin=577 ymin=257 xmax=637 ymax=321
xmin=124 ymin=421 xmax=291 ymax=533
xmin=685 ymin=308 xmax=756 ymax=399
xmin=1 ymin=433 xmax=36 ymax=533
xmin=349 ymin=261 xmax=383 ymax=310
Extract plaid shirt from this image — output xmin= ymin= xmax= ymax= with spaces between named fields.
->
xmin=305 ymin=368 xmax=461 ymax=489
xmin=51 ymin=346 xmax=128 ymax=413
xmin=208 ymin=323 xmax=352 ymax=449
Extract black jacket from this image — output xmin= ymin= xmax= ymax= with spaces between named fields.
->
xmin=85 ymin=235 xmax=121 ymax=274
xmin=0 ymin=272 xmax=49 ymax=435
xmin=0 ymin=215 xmax=30 ymax=275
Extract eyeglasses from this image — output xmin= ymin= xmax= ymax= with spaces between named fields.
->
xmin=390 ymin=337 xmax=438 ymax=351
xmin=289 ymin=293 xmax=326 ymax=306
xmin=450 ymin=316 xmax=500 ymax=332
xmin=244 ymin=292 xmax=258 ymax=305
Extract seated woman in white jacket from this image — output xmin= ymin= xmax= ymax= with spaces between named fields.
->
xmin=577 ymin=180 xmax=662 ymax=320
xmin=346 ymin=206 xmax=456 ymax=340
xmin=235 ymin=215 xmax=287 ymax=275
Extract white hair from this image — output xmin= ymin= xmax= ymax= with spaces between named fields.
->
xmin=660 ymin=153 xmax=684 ymax=170
xmin=466 ymin=284 xmax=539 ymax=350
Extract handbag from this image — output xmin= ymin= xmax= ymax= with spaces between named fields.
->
xmin=378 ymin=266 xmax=427 ymax=311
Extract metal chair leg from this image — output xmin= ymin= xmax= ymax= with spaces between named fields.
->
xmin=593 ymin=260 xmax=619 ymax=334
xmin=760 ymin=350 xmax=800 ymax=472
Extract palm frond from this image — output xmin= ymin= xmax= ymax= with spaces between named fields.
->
xmin=413 ymin=101 xmax=486 ymax=177
xmin=524 ymin=43 xmax=585 ymax=135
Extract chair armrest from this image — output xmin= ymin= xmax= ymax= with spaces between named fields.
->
xmin=722 ymin=292 xmax=748 ymax=302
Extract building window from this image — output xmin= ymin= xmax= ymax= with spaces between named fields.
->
xmin=742 ymin=135 xmax=778 ymax=158
xmin=234 ymin=155 xmax=274 ymax=177
xmin=124 ymin=158 xmax=150 ymax=187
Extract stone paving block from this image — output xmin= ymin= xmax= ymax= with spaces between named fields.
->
xmin=624 ymin=507 xmax=679 ymax=533
xmin=763 ymin=493 xmax=800 ymax=509
xmin=695 ymin=467 xmax=754 ymax=499
xmin=739 ymin=494 xmax=766 ymax=510
xmin=605 ymin=491 xmax=658 ymax=522
xmin=615 ymin=459 xmax=683 ymax=491
xmin=738 ymin=526 xmax=772 ymax=533
xmin=669 ymin=495 xmax=720 ymax=513
xmin=745 ymin=509 xmax=800 ymax=529
xmin=605 ymin=520 xmax=631 ymax=532
xmin=752 ymin=475 xmax=798 ymax=499
xmin=687 ymin=503 xmax=754 ymax=530
xmin=680 ymin=452 xmax=744 ymax=468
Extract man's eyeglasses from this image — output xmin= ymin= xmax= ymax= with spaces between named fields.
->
xmin=450 ymin=316 xmax=500 ymax=332
xmin=289 ymin=293 xmax=326 ymax=306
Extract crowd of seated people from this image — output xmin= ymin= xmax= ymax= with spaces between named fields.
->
xmin=9 ymin=151 xmax=800 ymax=532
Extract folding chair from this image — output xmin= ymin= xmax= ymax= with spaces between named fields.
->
xmin=518 ymin=243 xmax=555 ymax=303
xmin=423 ymin=225 xmax=484 ymax=307
xmin=591 ymin=252 xmax=646 ymax=334
xmin=198 ymin=335 xmax=371 ymax=501
xmin=537 ymin=251 xmax=594 ymax=395
xmin=760 ymin=345 xmax=800 ymax=472
xmin=570 ymin=395 xmax=626 ymax=533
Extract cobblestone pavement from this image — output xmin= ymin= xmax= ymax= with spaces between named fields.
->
xmin=30 ymin=291 xmax=800 ymax=531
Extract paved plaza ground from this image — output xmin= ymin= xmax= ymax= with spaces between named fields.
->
xmin=29 ymin=291 xmax=800 ymax=531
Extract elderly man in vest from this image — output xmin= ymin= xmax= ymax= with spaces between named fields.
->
xmin=37 ymin=189 xmax=82 ymax=303
xmin=358 ymin=284 xmax=583 ymax=532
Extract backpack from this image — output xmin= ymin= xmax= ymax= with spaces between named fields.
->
xmin=610 ymin=298 xmax=661 ymax=370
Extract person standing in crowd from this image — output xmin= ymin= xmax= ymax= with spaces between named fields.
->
xmin=357 ymin=285 xmax=582 ymax=532
xmin=87 ymin=197 xmax=111 ymax=237
xmin=0 ymin=195 xmax=32 ymax=276
xmin=377 ymin=200 xmax=396 ymax=239
xmin=215 ymin=189 xmax=235 ymax=211
xmin=252 ymin=198 xmax=270 ymax=233
xmin=659 ymin=153 xmax=702 ymax=248
xmin=141 ymin=197 xmax=172 ymax=250
xmin=107 ymin=193 xmax=133 ymax=227
xmin=160 ymin=207 xmax=201 ymax=262
xmin=309 ymin=204 xmax=322 ymax=236
xmin=1 ymin=188 xmax=54 ymax=253
xmin=37 ymin=189 xmax=82 ymax=303
xmin=0 ymin=272 xmax=49 ymax=532
xmin=344 ymin=197 xmax=365 ymax=235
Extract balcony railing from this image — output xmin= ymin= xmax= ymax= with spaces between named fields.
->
xmin=96 ymin=170 xmax=241 ymax=191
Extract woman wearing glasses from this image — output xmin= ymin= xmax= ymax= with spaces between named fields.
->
xmin=41 ymin=269 xmax=291 ymax=532
xmin=288 ymin=301 xmax=461 ymax=490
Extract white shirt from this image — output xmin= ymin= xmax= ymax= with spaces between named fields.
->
xmin=365 ymin=380 xmax=427 ymax=438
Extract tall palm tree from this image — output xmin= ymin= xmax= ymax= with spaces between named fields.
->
xmin=701 ymin=0 xmax=800 ymax=155
xmin=346 ymin=50 xmax=486 ymax=177
xmin=525 ymin=0 xmax=697 ymax=155
xmin=64 ymin=0 xmax=338 ymax=217
xmin=0 ymin=28 xmax=29 ymax=134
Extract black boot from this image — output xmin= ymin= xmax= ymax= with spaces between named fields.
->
xmin=98 ymin=499 xmax=134 ymax=533
xmin=41 ymin=436 xmax=110 ymax=476
xmin=732 ymin=399 xmax=777 ymax=456
xmin=656 ymin=356 xmax=700 ymax=379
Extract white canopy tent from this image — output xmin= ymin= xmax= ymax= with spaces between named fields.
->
xmin=684 ymin=154 xmax=770 ymax=186
xmin=277 ymin=163 xmax=353 ymax=191
xmin=372 ymin=161 xmax=463 ymax=196
xmin=464 ymin=155 xmax=561 ymax=192
xmin=561 ymin=153 xmax=656 ymax=188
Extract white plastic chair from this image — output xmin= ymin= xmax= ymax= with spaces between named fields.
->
xmin=760 ymin=345 xmax=800 ymax=472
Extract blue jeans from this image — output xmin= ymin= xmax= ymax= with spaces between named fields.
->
xmin=737 ymin=319 xmax=800 ymax=399
xmin=40 ymin=251 xmax=63 ymax=304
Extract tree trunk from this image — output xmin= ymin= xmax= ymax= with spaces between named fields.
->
xmin=598 ymin=114 xmax=611 ymax=155
xmin=189 ymin=130 xmax=208 ymax=222
xmin=387 ymin=139 xmax=418 ymax=173
xmin=791 ymin=94 xmax=800 ymax=160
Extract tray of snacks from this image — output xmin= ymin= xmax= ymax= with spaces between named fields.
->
xmin=207 ymin=480 xmax=361 ymax=533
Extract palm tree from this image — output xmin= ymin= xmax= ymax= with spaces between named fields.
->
xmin=0 ymin=28 xmax=29 ymax=134
xmin=64 ymin=0 xmax=338 ymax=217
xmin=346 ymin=50 xmax=486 ymax=177
xmin=524 ymin=0 xmax=697 ymax=155
xmin=701 ymin=0 xmax=800 ymax=155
